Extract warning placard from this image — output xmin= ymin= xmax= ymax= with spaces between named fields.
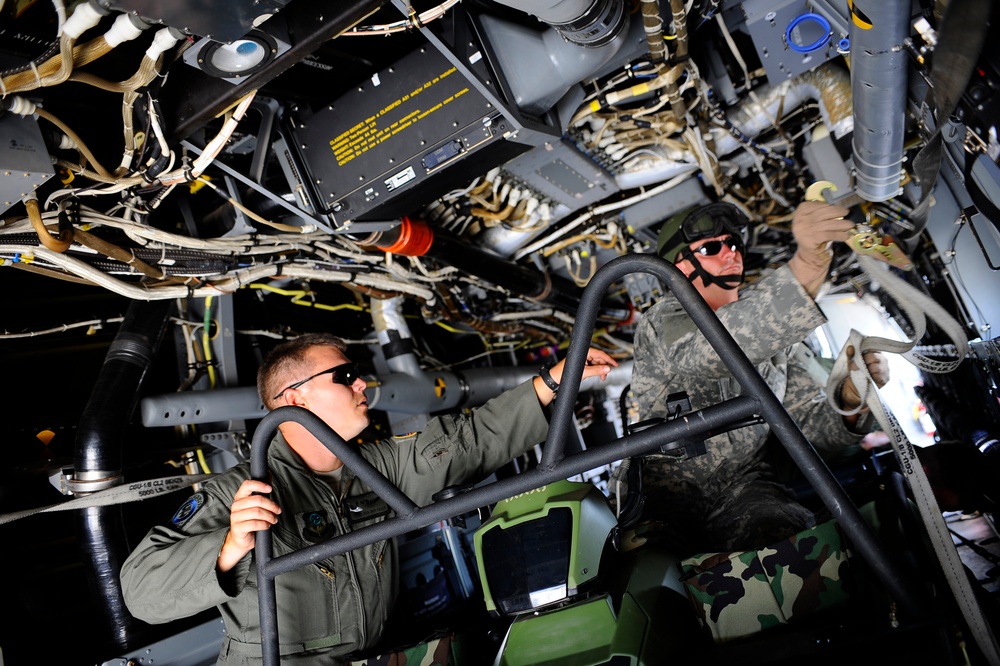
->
xmin=329 ymin=66 xmax=470 ymax=167
xmin=296 ymin=46 xmax=497 ymax=217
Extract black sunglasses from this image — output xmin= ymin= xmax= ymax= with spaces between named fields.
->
xmin=687 ymin=235 xmax=743 ymax=257
xmin=272 ymin=362 xmax=361 ymax=400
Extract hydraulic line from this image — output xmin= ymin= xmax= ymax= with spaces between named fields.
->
xmin=24 ymin=195 xmax=73 ymax=252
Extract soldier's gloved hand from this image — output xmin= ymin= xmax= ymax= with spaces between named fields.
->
xmin=787 ymin=201 xmax=852 ymax=297
xmin=839 ymin=345 xmax=890 ymax=411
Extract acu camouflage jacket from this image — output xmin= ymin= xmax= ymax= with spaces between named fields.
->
xmin=631 ymin=265 xmax=870 ymax=524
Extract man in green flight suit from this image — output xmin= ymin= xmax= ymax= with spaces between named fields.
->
xmin=121 ymin=332 xmax=617 ymax=664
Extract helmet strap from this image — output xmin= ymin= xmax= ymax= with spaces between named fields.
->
xmin=683 ymin=252 xmax=744 ymax=291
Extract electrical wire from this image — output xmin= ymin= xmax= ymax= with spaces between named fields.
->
xmin=941 ymin=219 xmax=993 ymax=337
xmin=248 ymin=283 xmax=367 ymax=312
xmin=34 ymin=106 xmax=115 ymax=179
xmin=514 ymin=167 xmax=698 ymax=260
xmin=196 ymin=449 xmax=211 ymax=474
xmin=159 ymin=91 xmax=258 ymax=186
xmin=202 ymin=296 xmax=217 ymax=388
xmin=196 ymin=177 xmax=312 ymax=233
xmin=0 ymin=316 xmax=124 ymax=339
xmin=341 ymin=0 xmax=461 ymax=36
xmin=174 ymin=301 xmax=204 ymax=392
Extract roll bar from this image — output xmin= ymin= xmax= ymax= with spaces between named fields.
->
xmin=251 ymin=254 xmax=921 ymax=665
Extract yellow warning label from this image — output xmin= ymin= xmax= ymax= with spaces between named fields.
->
xmin=630 ymin=82 xmax=651 ymax=96
xmin=848 ymin=0 xmax=873 ymax=29
xmin=434 ymin=377 xmax=446 ymax=398
xmin=328 ymin=66 xmax=468 ymax=167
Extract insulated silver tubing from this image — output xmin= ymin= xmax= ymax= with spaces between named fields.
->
xmin=546 ymin=0 xmax=628 ymax=48
xmin=850 ymin=0 xmax=910 ymax=202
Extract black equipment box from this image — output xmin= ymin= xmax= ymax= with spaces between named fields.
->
xmin=295 ymin=44 xmax=530 ymax=225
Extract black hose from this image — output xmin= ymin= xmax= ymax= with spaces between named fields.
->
xmin=73 ymin=298 xmax=173 ymax=652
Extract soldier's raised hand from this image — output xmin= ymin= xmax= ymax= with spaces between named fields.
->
xmin=788 ymin=201 xmax=853 ymax=297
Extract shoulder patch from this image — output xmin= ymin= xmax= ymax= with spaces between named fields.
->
xmin=171 ymin=491 xmax=206 ymax=527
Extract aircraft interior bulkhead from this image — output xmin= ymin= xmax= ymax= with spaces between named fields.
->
xmin=1 ymin=0 xmax=999 ymax=664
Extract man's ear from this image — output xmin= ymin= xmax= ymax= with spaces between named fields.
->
xmin=285 ymin=388 xmax=308 ymax=408
xmin=674 ymin=258 xmax=694 ymax=278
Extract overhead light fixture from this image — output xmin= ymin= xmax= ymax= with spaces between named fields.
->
xmin=183 ymin=27 xmax=289 ymax=84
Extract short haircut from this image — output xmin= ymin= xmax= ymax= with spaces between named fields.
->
xmin=257 ymin=332 xmax=348 ymax=410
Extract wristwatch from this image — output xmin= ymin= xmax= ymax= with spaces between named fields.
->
xmin=539 ymin=363 xmax=560 ymax=393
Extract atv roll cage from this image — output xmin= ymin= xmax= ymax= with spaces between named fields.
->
xmin=249 ymin=253 xmax=923 ymax=665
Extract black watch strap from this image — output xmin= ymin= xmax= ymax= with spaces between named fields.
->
xmin=539 ymin=365 xmax=560 ymax=392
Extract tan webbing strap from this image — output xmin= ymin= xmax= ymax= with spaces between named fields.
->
xmin=0 ymin=473 xmax=215 ymax=525
xmin=826 ymin=255 xmax=998 ymax=665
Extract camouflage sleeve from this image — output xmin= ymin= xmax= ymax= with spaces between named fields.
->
xmin=783 ymin=343 xmax=872 ymax=457
xmin=640 ymin=265 xmax=826 ymax=379
xmin=632 ymin=301 xmax=679 ymax=419
xmin=633 ymin=265 xmax=827 ymax=412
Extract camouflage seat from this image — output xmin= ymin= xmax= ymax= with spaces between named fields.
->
xmin=679 ymin=519 xmax=855 ymax=642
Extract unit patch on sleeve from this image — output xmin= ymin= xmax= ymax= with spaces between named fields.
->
xmin=171 ymin=492 xmax=206 ymax=527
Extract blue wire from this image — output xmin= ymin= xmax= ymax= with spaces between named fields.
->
xmin=785 ymin=13 xmax=831 ymax=54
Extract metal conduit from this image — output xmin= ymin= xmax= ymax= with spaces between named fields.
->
xmin=849 ymin=0 xmax=910 ymax=202
xmin=250 ymin=254 xmax=923 ymax=665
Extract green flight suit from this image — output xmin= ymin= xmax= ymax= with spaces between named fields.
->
xmin=121 ymin=380 xmax=548 ymax=664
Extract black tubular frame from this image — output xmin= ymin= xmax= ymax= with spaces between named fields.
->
xmin=251 ymin=254 xmax=921 ymax=665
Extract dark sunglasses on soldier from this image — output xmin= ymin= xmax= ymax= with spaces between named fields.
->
xmin=688 ymin=235 xmax=744 ymax=257
xmin=272 ymin=362 xmax=361 ymax=400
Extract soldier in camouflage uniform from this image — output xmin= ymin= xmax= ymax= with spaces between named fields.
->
xmin=122 ymin=332 xmax=617 ymax=664
xmin=630 ymin=201 xmax=890 ymax=556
